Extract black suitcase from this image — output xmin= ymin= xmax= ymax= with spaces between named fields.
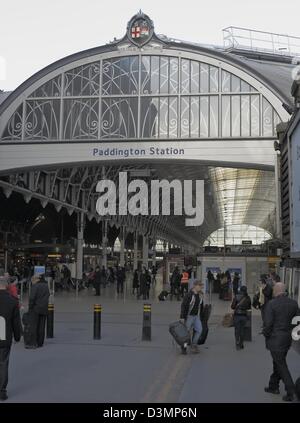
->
xmin=198 ymin=324 xmax=209 ymax=345
xmin=158 ymin=290 xmax=169 ymax=301
xmin=169 ymin=321 xmax=190 ymax=346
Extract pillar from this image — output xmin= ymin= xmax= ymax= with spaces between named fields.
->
xmin=275 ymin=152 xmax=282 ymax=238
xmin=120 ymin=226 xmax=126 ymax=267
xmin=152 ymin=238 xmax=156 ymax=267
xmin=76 ymin=212 xmax=85 ymax=281
xmin=142 ymin=235 xmax=149 ymax=269
xmin=133 ymin=231 xmax=138 ymax=270
xmin=102 ymin=220 xmax=108 ymax=269
xmin=163 ymin=241 xmax=167 ymax=256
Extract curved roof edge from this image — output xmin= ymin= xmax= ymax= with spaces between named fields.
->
xmin=0 ymin=35 xmax=293 ymax=116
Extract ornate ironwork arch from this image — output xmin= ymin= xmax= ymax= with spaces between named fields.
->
xmin=0 ymin=49 xmax=287 ymax=143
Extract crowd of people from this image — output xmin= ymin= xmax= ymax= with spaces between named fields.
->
xmin=176 ymin=270 xmax=300 ymax=402
xmin=0 ymin=262 xmax=299 ymax=402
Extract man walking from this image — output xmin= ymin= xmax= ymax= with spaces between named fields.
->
xmin=28 ymin=275 xmax=50 ymax=348
xmin=0 ymin=276 xmax=22 ymax=401
xmin=180 ymin=280 xmax=204 ymax=354
xmin=263 ymin=282 xmax=299 ymax=402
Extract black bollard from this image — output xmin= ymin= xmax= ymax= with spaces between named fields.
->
xmin=93 ymin=304 xmax=102 ymax=340
xmin=46 ymin=303 xmax=54 ymax=338
xmin=244 ymin=310 xmax=252 ymax=342
xmin=142 ymin=303 xmax=151 ymax=341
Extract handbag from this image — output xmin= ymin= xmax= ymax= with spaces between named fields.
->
xmin=222 ymin=296 xmax=247 ymax=327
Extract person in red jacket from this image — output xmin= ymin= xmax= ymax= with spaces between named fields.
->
xmin=7 ymin=282 xmax=18 ymax=301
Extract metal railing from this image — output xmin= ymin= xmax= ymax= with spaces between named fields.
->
xmin=223 ymin=26 xmax=300 ymax=57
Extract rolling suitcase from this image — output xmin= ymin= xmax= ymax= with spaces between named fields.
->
xmin=169 ymin=321 xmax=190 ymax=346
xmin=198 ymin=324 xmax=209 ymax=345
xmin=197 ymin=304 xmax=212 ymax=345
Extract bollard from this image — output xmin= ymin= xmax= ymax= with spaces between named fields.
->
xmin=46 ymin=303 xmax=54 ymax=338
xmin=142 ymin=303 xmax=151 ymax=341
xmin=244 ymin=310 xmax=252 ymax=342
xmin=93 ymin=304 xmax=102 ymax=340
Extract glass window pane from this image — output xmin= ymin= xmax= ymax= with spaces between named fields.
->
xmin=222 ymin=96 xmax=231 ymax=137
xmin=209 ymin=96 xmax=219 ymax=137
xmin=169 ymin=58 xmax=179 ymax=94
xmin=262 ymin=97 xmax=273 ymax=137
xmin=25 ymin=100 xmax=60 ymax=140
xmin=101 ymin=98 xmax=138 ymax=139
xmin=63 ymin=99 xmax=98 ymax=140
xmin=1 ymin=104 xmax=23 ymax=140
xmin=160 ymin=57 xmax=169 ymax=94
xmin=150 ymin=56 xmax=160 ymax=94
xmin=200 ymin=96 xmax=209 ymax=137
xmin=209 ymin=66 xmax=219 ymax=92
xmin=181 ymin=96 xmax=190 ymax=137
xmin=141 ymin=97 xmax=159 ymax=138
xmin=141 ymin=56 xmax=151 ymax=94
xmin=222 ymin=70 xmax=231 ymax=92
xmin=159 ymin=97 xmax=168 ymax=137
xmin=250 ymin=95 xmax=260 ymax=137
xmin=190 ymin=97 xmax=199 ymax=137
xmin=231 ymin=96 xmax=241 ymax=137
xmin=190 ymin=61 xmax=200 ymax=93
xmin=181 ymin=59 xmax=190 ymax=94
xmin=169 ymin=97 xmax=178 ymax=138
xmin=241 ymin=80 xmax=251 ymax=92
xmin=231 ymin=76 xmax=241 ymax=93
xmin=200 ymin=63 xmax=209 ymax=93
xmin=30 ymin=75 xmax=62 ymax=98
xmin=241 ymin=95 xmax=250 ymax=137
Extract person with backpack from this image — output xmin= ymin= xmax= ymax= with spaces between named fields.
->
xmin=180 ymin=280 xmax=204 ymax=354
xmin=231 ymin=285 xmax=252 ymax=350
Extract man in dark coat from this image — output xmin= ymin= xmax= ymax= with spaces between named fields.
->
xmin=0 ymin=276 xmax=22 ymax=401
xmin=116 ymin=267 xmax=125 ymax=294
xmin=94 ymin=266 xmax=102 ymax=296
xmin=28 ymin=275 xmax=50 ymax=348
xmin=263 ymin=282 xmax=299 ymax=402
xmin=231 ymin=285 xmax=251 ymax=350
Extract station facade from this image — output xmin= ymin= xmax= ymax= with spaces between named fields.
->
xmin=0 ymin=12 xmax=299 ymax=292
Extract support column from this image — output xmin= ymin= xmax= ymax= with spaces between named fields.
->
xmin=152 ymin=237 xmax=156 ymax=267
xmin=275 ymin=152 xmax=282 ymax=238
xmin=163 ymin=241 xmax=167 ymax=257
xmin=133 ymin=231 xmax=138 ymax=270
xmin=142 ymin=234 xmax=149 ymax=269
xmin=76 ymin=212 xmax=85 ymax=281
xmin=119 ymin=226 xmax=126 ymax=267
xmin=102 ymin=220 xmax=108 ymax=269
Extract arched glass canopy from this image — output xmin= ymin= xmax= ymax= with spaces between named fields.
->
xmin=1 ymin=54 xmax=281 ymax=142
xmin=204 ymin=224 xmax=272 ymax=246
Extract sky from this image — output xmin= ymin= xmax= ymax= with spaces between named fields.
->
xmin=1 ymin=0 xmax=300 ymax=91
